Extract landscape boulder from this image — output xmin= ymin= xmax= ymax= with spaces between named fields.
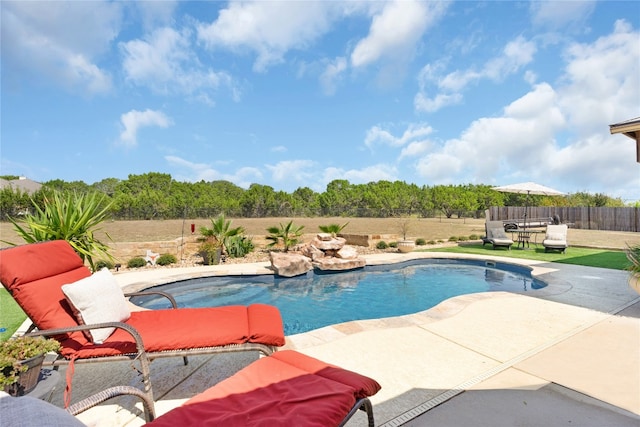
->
xmin=269 ymin=252 xmax=312 ymax=277
xmin=313 ymin=257 xmax=366 ymax=271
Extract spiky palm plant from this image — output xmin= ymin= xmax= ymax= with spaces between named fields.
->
xmin=266 ymin=220 xmax=304 ymax=252
xmin=5 ymin=191 xmax=113 ymax=271
xmin=199 ymin=214 xmax=245 ymax=255
xmin=318 ymin=222 xmax=349 ymax=237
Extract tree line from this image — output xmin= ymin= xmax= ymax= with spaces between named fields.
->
xmin=0 ymin=172 xmax=627 ymax=221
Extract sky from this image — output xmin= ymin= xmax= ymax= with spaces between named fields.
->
xmin=1 ymin=1 xmax=639 ymax=203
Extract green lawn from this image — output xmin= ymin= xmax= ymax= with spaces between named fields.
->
xmin=425 ymin=243 xmax=630 ymax=270
xmin=0 ymin=287 xmax=27 ymax=342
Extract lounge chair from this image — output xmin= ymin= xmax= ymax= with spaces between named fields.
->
xmin=543 ymin=224 xmax=568 ymax=253
xmin=0 ymin=240 xmax=286 ymax=421
xmin=0 ymin=349 xmax=381 ymax=426
xmin=483 ymin=221 xmax=514 ymax=250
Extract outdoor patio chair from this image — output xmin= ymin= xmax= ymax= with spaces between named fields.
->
xmin=1 ymin=350 xmax=381 ymax=427
xmin=483 ymin=221 xmax=514 ymax=250
xmin=0 ymin=240 xmax=286 ymax=421
xmin=542 ymin=224 xmax=569 ymax=253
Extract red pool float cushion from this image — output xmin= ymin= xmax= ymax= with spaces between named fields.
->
xmin=148 ymin=350 xmax=381 ymax=427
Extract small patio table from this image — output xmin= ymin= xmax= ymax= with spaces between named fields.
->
xmin=511 ymin=229 xmax=545 ymax=249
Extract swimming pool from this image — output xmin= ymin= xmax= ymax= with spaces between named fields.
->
xmin=130 ymin=259 xmax=547 ymax=335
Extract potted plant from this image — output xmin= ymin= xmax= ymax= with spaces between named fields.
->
xmin=1 ymin=335 xmax=60 ymax=396
xmin=199 ymin=215 xmax=245 ymax=256
xmin=625 ymin=244 xmax=640 ymax=295
xmin=198 ymin=239 xmax=222 ymax=265
xmin=397 ymin=218 xmax=415 ymax=253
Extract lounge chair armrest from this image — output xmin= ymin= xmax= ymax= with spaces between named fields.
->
xmin=125 ymin=290 xmax=179 ymax=309
xmin=66 ymin=385 xmax=155 ymax=421
xmin=26 ymin=322 xmax=147 ymax=359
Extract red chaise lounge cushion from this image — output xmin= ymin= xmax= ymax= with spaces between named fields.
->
xmin=0 ymin=240 xmax=285 ymax=358
xmin=148 ymin=350 xmax=382 ymax=427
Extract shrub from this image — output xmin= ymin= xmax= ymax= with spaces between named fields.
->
xmin=376 ymin=241 xmax=388 ymax=249
xmin=428 ymin=240 xmax=436 ymax=245
xmin=127 ymin=257 xmax=146 ymax=268
xmin=448 ymin=236 xmax=459 ymax=242
xmin=458 ymin=236 xmax=469 ymax=241
xmin=318 ymin=222 xmax=349 ymax=237
xmin=266 ymin=220 xmax=304 ymax=252
xmin=226 ymin=235 xmax=255 ymax=258
xmin=95 ymin=259 xmax=115 ymax=270
xmin=415 ymin=238 xmax=427 ymax=246
xmin=389 ymin=241 xmax=398 ymax=248
xmin=156 ymin=254 xmax=177 ymax=266
xmin=200 ymin=214 xmax=245 ymax=256
xmin=5 ymin=191 xmax=113 ymax=271
xmin=469 ymin=234 xmax=479 ymax=240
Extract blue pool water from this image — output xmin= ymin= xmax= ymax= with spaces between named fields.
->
xmin=130 ymin=259 xmax=547 ymax=335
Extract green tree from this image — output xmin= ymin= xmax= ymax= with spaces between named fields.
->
xmin=266 ymin=220 xmax=304 ymax=252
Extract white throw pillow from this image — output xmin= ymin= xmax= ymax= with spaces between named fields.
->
xmin=546 ymin=232 xmax=565 ymax=241
xmin=488 ymin=228 xmax=508 ymax=239
xmin=62 ymin=268 xmax=131 ymax=344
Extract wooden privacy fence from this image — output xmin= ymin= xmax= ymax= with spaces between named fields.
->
xmin=489 ymin=206 xmax=640 ymax=232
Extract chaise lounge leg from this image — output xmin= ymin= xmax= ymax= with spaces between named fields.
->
xmin=339 ymin=397 xmax=375 ymax=427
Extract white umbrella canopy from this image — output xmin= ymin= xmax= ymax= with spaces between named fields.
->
xmin=492 ymin=182 xmax=566 ymax=229
xmin=492 ymin=182 xmax=565 ymax=196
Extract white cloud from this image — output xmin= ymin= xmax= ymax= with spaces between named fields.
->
xmin=323 ymin=164 xmax=398 ymax=186
xmin=365 ymin=123 xmax=433 ymax=149
xmin=121 ymin=27 xmax=237 ymax=101
xmin=119 ymin=109 xmax=173 ymax=147
xmin=133 ymin=0 xmax=178 ymax=31
xmin=2 ymin=0 xmax=120 ymax=93
xmin=415 ymin=36 xmax=536 ymax=113
xmin=320 ymin=57 xmax=348 ymax=95
xmin=197 ymin=1 xmax=338 ymax=72
xmin=530 ymin=0 xmax=595 ymax=30
xmin=399 ymin=140 xmax=432 ymax=160
xmin=166 ymin=155 xmax=262 ymax=188
xmin=351 ymin=0 xmax=446 ymax=68
xmin=266 ymin=160 xmax=317 ymax=184
xmin=557 ymin=20 xmax=640 ymax=135
xmin=271 ymin=146 xmax=287 ymax=153
xmin=413 ymin=20 xmax=640 ymax=198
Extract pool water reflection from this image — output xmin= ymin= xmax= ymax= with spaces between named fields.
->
xmin=130 ymin=259 xmax=547 ymax=335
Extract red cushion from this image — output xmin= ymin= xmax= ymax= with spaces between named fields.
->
xmin=60 ymin=305 xmax=285 ymax=359
xmin=0 ymin=241 xmax=90 ymax=332
xmin=247 ymin=304 xmax=285 ymax=347
xmin=1 ymin=241 xmax=285 ymax=360
xmin=148 ymin=352 xmax=371 ymax=426
xmin=271 ymin=350 xmax=381 ymax=399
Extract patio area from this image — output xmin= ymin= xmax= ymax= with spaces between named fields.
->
xmin=34 ymin=252 xmax=640 ymax=426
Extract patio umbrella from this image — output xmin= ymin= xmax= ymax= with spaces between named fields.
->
xmin=492 ymin=182 xmax=566 ymax=229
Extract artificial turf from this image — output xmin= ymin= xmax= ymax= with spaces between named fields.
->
xmin=0 ymin=287 xmax=27 ymax=342
xmin=426 ymin=243 xmax=630 ymax=270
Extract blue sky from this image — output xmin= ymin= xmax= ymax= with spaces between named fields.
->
xmin=2 ymin=1 xmax=639 ymax=202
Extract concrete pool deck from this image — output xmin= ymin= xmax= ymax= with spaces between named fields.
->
xmin=42 ymin=252 xmax=640 ymax=426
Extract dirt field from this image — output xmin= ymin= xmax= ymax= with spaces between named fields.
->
xmin=1 ymin=217 xmax=638 ymax=250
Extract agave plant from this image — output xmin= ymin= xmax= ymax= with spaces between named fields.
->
xmin=266 ymin=220 xmax=304 ymax=252
xmin=318 ymin=222 xmax=349 ymax=237
xmin=4 ymin=191 xmax=113 ymax=271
